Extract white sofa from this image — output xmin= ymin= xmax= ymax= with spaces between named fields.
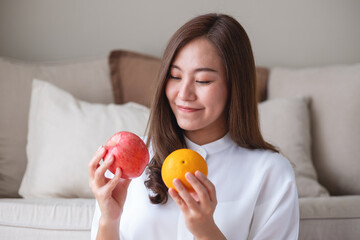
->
xmin=1 ymin=51 xmax=360 ymax=240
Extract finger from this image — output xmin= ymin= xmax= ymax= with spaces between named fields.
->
xmin=94 ymin=154 xmax=114 ymax=186
xmin=190 ymin=192 xmax=200 ymax=202
xmin=195 ymin=171 xmax=217 ymax=203
xmin=88 ymin=146 xmax=106 ymax=179
xmin=113 ymin=174 xmax=132 ymax=194
xmin=173 ymin=178 xmax=199 ymax=210
xmin=185 ymin=172 xmax=211 ymax=203
xmin=169 ymin=188 xmax=188 ymax=212
xmin=119 ymin=177 xmax=132 ymax=191
xmin=103 ymin=168 xmax=122 ymax=193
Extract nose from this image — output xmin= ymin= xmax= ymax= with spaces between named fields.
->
xmin=178 ymin=78 xmax=196 ymax=101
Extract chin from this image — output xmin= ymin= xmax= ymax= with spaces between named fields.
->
xmin=177 ymin=121 xmax=202 ymax=132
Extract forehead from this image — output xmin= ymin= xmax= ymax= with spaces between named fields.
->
xmin=172 ymin=37 xmax=224 ymax=70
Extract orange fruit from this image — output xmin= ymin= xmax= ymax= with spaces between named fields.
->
xmin=161 ymin=148 xmax=208 ymax=192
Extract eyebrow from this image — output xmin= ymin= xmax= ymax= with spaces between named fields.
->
xmin=171 ymin=65 xmax=218 ymax=73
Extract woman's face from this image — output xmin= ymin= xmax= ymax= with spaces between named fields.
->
xmin=165 ymin=37 xmax=228 ymax=144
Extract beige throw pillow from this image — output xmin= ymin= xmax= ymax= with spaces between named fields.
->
xmin=0 ymin=57 xmax=112 ymax=198
xmin=268 ymin=64 xmax=360 ymax=195
xmin=259 ymin=97 xmax=329 ymax=197
xmin=19 ymin=79 xmax=150 ymax=198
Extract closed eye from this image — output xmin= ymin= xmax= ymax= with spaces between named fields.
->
xmin=196 ymin=80 xmax=212 ymax=84
xmin=169 ymin=75 xmax=181 ymax=80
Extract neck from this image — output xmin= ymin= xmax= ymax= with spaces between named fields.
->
xmin=185 ymin=126 xmax=228 ymax=145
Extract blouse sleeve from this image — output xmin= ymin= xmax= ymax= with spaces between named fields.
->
xmin=248 ymin=153 xmax=299 ymax=239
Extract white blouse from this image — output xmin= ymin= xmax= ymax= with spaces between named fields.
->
xmin=91 ymin=133 xmax=299 ymax=239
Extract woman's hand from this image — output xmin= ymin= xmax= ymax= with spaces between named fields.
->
xmin=169 ymin=171 xmax=226 ymax=240
xmin=88 ymin=146 xmax=131 ymax=223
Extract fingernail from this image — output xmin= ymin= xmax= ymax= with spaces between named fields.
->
xmin=185 ymin=172 xmax=194 ymax=181
xmin=168 ymin=188 xmax=177 ymax=196
xmin=195 ymin=171 xmax=204 ymax=178
xmin=105 ymin=154 xmax=113 ymax=161
xmin=173 ymin=178 xmax=181 ymax=188
xmin=97 ymin=145 xmax=104 ymax=153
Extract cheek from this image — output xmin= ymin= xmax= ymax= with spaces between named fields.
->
xmin=205 ymin=87 xmax=228 ymax=108
xmin=165 ymin=81 xmax=176 ymax=101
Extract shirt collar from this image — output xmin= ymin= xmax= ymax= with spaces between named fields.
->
xmin=184 ymin=132 xmax=233 ymax=159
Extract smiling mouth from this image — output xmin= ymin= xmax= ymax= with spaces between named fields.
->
xmin=177 ymin=105 xmax=202 ymax=113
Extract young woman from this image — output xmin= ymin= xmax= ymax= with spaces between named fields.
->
xmin=89 ymin=13 xmax=299 ymax=240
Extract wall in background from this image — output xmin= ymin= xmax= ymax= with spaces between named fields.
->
xmin=0 ymin=0 xmax=359 ymax=67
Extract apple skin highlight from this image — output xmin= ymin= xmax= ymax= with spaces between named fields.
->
xmin=104 ymin=131 xmax=149 ymax=179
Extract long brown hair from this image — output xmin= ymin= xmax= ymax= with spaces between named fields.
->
xmin=145 ymin=13 xmax=278 ymax=204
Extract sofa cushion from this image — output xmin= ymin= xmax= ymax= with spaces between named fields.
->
xmin=0 ymin=57 xmax=113 ymax=198
xmin=299 ymin=218 xmax=360 ymax=240
xmin=299 ymin=196 xmax=360 ymax=240
xmin=259 ymin=97 xmax=329 ymax=197
xmin=0 ymin=226 xmax=90 ymax=240
xmin=299 ymin=195 xmax=360 ymax=219
xmin=268 ymin=64 xmax=360 ymax=195
xmin=109 ymin=50 xmax=269 ymax=107
xmin=0 ymin=198 xmax=94 ymax=232
xmin=19 ymin=79 xmax=149 ymax=198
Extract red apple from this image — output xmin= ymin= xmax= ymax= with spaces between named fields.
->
xmin=103 ymin=131 xmax=149 ymax=179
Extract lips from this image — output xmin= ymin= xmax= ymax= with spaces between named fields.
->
xmin=177 ymin=105 xmax=203 ymax=113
